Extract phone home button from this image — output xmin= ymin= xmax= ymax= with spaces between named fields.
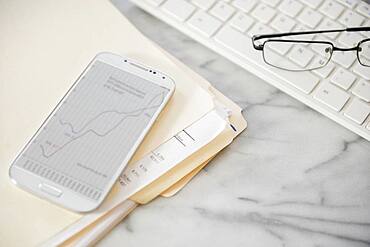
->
xmin=38 ymin=183 xmax=62 ymax=197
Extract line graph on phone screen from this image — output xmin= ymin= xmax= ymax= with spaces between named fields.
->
xmin=15 ymin=61 xmax=169 ymax=193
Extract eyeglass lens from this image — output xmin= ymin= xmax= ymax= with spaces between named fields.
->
xmin=358 ymin=40 xmax=370 ymax=67
xmin=263 ymin=40 xmax=334 ymax=71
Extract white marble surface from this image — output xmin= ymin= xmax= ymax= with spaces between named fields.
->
xmin=98 ymin=1 xmax=370 ymax=246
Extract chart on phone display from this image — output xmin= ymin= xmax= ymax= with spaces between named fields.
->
xmin=13 ymin=61 xmax=170 ymax=201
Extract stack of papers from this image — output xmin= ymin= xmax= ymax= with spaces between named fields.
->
xmin=0 ymin=0 xmax=247 ymax=246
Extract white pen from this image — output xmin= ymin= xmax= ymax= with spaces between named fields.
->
xmin=73 ymin=200 xmax=137 ymax=247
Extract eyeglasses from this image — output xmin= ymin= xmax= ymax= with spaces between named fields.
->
xmin=252 ymin=27 xmax=370 ymax=72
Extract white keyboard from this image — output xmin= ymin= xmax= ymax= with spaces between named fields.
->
xmin=131 ymin=0 xmax=370 ymax=140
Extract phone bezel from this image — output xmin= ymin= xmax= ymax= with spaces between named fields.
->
xmin=8 ymin=52 xmax=175 ymax=212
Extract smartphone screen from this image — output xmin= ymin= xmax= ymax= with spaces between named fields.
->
xmin=12 ymin=59 xmax=170 ymax=202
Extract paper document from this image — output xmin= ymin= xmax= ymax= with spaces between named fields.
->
xmin=42 ymin=108 xmax=233 ymax=246
xmin=118 ymin=107 xmax=232 ymax=199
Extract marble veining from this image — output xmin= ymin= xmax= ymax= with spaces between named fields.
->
xmin=99 ymin=1 xmax=370 ymax=246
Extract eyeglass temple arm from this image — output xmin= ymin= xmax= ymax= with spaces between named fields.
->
xmin=252 ymin=27 xmax=370 ymax=50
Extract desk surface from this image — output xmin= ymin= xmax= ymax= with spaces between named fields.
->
xmin=100 ymin=1 xmax=370 ymax=246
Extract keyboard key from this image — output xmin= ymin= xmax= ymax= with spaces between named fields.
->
xmin=332 ymin=51 xmax=356 ymax=68
xmin=271 ymin=14 xmax=296 ymax=32
xmin=313 ymin=82 xmax=350 ymax=111
xmin=261 ymin=0 xmax=281 ymax=7
xmin=251 ymin=4 xmax=276 ymax=24
xmin=278 ymin=0 xmax=303 ymax=17
xmin=268 ymin=41 xmax=292 ymax=55
xmin=297 ymin=8 xmax=323 ymax=28
xmin=331 ymin=68 xmax=356 ymax=90
xmin=356 ymin=2 xmax=370 ymax=18
xmin=335 ymin=0 xmax=358 ymax=9
xmin=344 ymin=98 xmax=370 ymax=124
xmin=162 ymin=0 xmax=195 ymax=21
xmin=192 ymin=0 xmax=215 ymax=10
xmin=146 ymin=0 xmax=165 ymax=6
xmin=232 ymin=0 xmax=257 ymax=12
xmin=338 ymin=32 xmax=364 ymax=47
xmin=352 ymin=79 xmax=370 ymax=102
xmin=214 ymin=25 xmax=319 ymax=93
xmin=313 ymin=34 xmax=333 ymax=43
xmin=288 ymin=45 xmax=314 ymax=68
xmin=248 ymin=23 xmax=273 ymax=37
xmin=339 ymin=10 xmax=365 ymax=26
xmin=187 ymin=10 xmax=222 ymax=37
xmin=293 ymin=24 xmax=315 ymax=40
xmin=319 ymin=0 xmax=344 ymax=19
xmin=229 ymin=12 xmax=254 ymax=32
xmin=312 ymin=59 xmax=335 ymax=78
xmin=214 ymin=25 xmax=255 ymax=55
xmin=300 ymin=0 xmax=323 ymax=9
xmin=215 ymin=25 xmax=257 ymax=53
xmin=353 ymin=62 xmax=370 ymax=80
xmin=317 ymin=19 xmax=343 ymax=39
xmin=210 ymin=2 xmax=235 ymax=21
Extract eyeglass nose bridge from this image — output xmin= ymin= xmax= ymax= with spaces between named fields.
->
xmin=332 ymin=46 xmax=360 ymax=52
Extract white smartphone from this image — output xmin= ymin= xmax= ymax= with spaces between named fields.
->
xmin=9 ymin=52 xmax=175 ymax=212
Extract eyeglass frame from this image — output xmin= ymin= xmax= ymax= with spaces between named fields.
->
xmin=252 ymin=27 xmax=370 ymax=70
